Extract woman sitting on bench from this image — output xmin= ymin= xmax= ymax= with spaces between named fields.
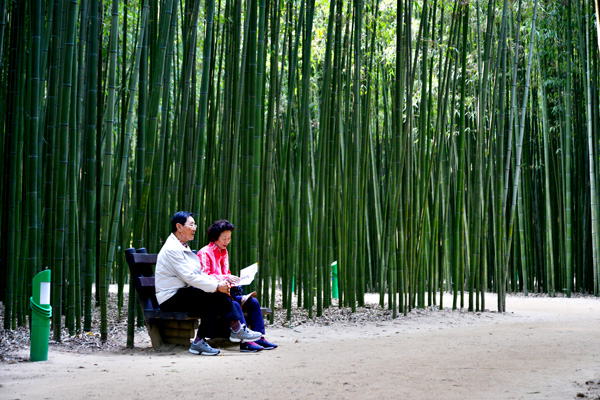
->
xmin=197 ymin=219 xmax=278 ymax=352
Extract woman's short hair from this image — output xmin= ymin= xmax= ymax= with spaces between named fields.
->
xmin=207 ymin=219 xmax=235 ymax=242
xmin=171 ymin=211 xmax=193 ymax=233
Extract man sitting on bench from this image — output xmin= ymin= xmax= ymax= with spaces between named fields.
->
xmin=155 ymin=211 xmax=262 ymax=356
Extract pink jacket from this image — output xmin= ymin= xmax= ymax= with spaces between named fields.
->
xmin=197 ymin=242 xmax=230 ymax=279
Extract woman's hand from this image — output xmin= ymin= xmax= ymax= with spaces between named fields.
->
xmin=226 ymin=275 xmax=241 ymax=286
xmin=241 ymin=291 xmax=257 ymax=306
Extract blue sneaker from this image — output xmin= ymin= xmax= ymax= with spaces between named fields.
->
xmin=254 ymin=337 xmax=278 ymax=350
xmin=189 ymin=339 xmax=220 ymax=356
xmin=240 ymin=341 xmax=264 ymax=352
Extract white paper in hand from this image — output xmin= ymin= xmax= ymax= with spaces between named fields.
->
xmin=239 ymin=263 xmax=258 ymax=286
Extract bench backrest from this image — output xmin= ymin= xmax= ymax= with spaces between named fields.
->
xmin=124 ymin=248 xmax=160 ymax=312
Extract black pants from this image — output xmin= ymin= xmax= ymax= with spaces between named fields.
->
xmin=160 ymin=287 xmax=243 ymax=338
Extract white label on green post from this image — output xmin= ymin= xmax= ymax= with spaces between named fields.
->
xmin=40 ymin=282 xmax=51 ymax=305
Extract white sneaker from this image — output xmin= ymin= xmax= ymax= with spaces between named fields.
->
xmin=189 ymin=339 xmax=220 ymax=356
xmin=229 ymin=325 xmax=262 ymax=343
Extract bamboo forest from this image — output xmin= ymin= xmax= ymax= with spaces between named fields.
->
xmin=1 ymin=0 xmax=599 ymax=343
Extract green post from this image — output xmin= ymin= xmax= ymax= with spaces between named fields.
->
xmin=331 ymin=261 xmax=339 ymax=299
xmin=30 ymin=269 xmax=52 ymax=362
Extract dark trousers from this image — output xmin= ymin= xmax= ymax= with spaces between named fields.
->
xmin=160 ymin=287 xmax=245 ymax=339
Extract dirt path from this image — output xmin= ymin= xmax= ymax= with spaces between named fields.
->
xmin=1 ymin=293 xmax=600 ymax=400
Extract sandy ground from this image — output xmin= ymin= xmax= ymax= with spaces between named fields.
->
xmin=1 ymin=292 xmax=600 ymax=400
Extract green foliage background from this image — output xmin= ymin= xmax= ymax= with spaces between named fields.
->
xmin=1 ymin=0 xmax=599 ymax=341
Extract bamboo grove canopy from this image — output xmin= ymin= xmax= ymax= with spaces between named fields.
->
xmin=1 ymin=0 xmax=600 ymax=342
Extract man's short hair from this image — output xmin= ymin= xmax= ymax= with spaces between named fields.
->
xmin=207 ymin=219 xmax=235 ymax=242
xmin=171 ymin=211 xmax=193 ymax=233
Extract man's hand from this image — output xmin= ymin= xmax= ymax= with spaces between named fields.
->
xmin=217 ymin=280 xmax=231 ymax=294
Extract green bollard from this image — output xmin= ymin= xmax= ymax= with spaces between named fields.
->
xmin=30 ymin=269 xmax=52 ymax=362
xmin=331 ymin=261 xmax=339 ymax=299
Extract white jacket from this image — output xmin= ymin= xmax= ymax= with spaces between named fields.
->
xmin=155 ymin=233 xmax=219 ymax=304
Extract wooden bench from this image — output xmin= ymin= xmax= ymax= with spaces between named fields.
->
xmin=124 ymin=247 xmax=271 ymax=348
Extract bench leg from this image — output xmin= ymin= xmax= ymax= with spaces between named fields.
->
xmin=146 ymin=320 xmax=164 ymax=348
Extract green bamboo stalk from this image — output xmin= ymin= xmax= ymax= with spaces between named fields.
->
xmin=53 ymin=0 xmax=79 ymax=340
xmin=494 ymin=0 xmax=510 ymax=311
xmin=196 ymin=0 xmax=214 ymax=218
xmin=516 ymin=164 xmax=528 ymax=294
xmin=4 ymin=1 xmax=25 ymax=328
xmin=582 ymin=1 xmax=600 ymax=295
xmin=2 ymin=3 xmax=14 ymax=328
xmin=83 ymin=0 xmax=99 ymax=332
xmin=310 ymin=0 xmax=331 ymax=314
xmin=282 ymin=0 xmax=304 ymax=318
xmin=262 ymin=0 xmax=283 ymax=319
xmin=416 ymin=0 xmax=430 ymax=309
xmin=502 ymin=0 xmax=523 ymax=210
xmin=26 ymin=0 xmax=43 ymax=307
xmin=111 ymin=0 xmax=149 ymax=348
xmin=0 ymin=0 xmax=6 ymax=71
xmin=252 ymin=0 xmax=267 ymax=283
xmin=563 ymin=1 xmax=573 ymax=296
xmin=595 ymin=0 xmax=600 ymax=57
xmin=503 ymin=0 xmax=539 ymax=301
xmin=132 ymin=0 xmax=174 ymax=245
xmin=475 ymin=0 xmax=495 ymax=311
xmin=227 ymin=0 xmax=256 ymax=261
xmin=66 ymin=31 xmax=80 ymax=334
xmin=41 ymin=0 xmax=63 ymax=275
xmin=255 ymin=0 xmax=272 ymax=303
xmin=134 ymin=17 xmax=148 ymax=248
xmin=154 ymin=1 xmax=177 ymax=250
xmin=119 ymin=0 xmax=129 ymax=173
xmin=388 ymin=0 xmax=406 ymax=317
xmin=98 ymin=0 xmax=120 ymax=342
xmin=239 ymin=0 xmax=258 ymax=273
xmin=451 ymin=1 xmax=468 ymax=310
xmin=175 ymin=0 xmax=198 ymax=214
xmin=10 ymin=4 xmax=26 ymax=327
